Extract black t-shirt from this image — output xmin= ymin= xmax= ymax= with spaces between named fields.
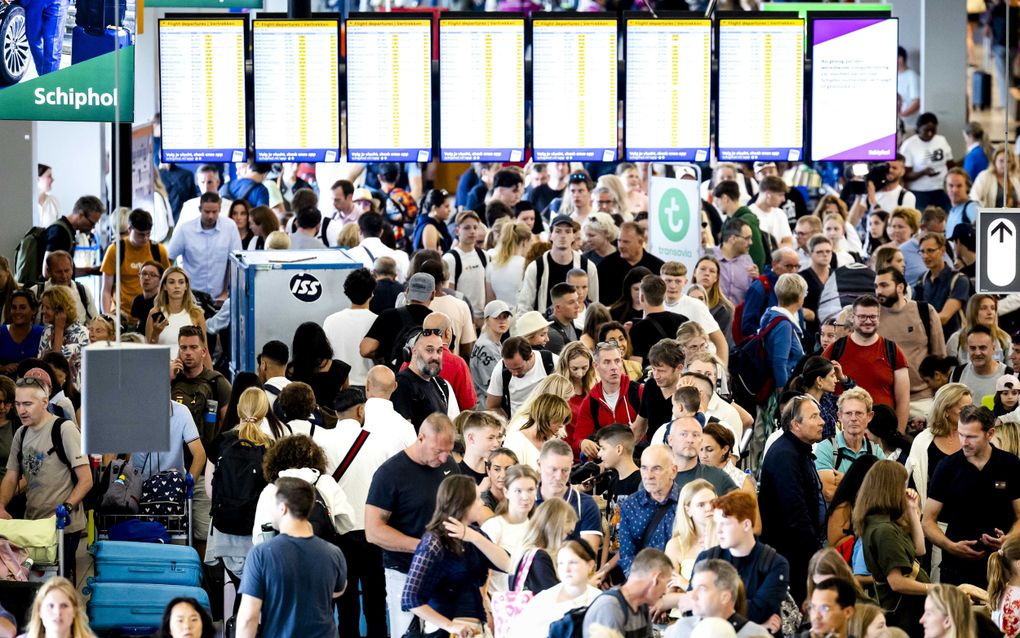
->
xmin=525 ymin=184 xmax=563 ymax=215
xmin=638 ymin=383 xmax=673 ymax=440
xmin=597 ymin=250 xmax=666 ymax=306
xmin=365 ymin=451 xmax=461 ymax=572
xmin=391 ymin=368 xmax=450 ymax=432
xmin=467 ymin=183 xmax=489 ymax=215
xmin=542 ymin=256 xmax=574 ymax=310
xmin=44 ymin=218 xmax=75 ymax=256
xmin=630 ymin=311 xmax=688 ymax=364
xmin=290 ymin=359 xmax=352 ymax=408
xmin=130 ymin=294 xmax=155 ymax=334
xmin=604 ymin=468 xmax=641 ymax=504
xmin=364 ymin=303 xmax=433 ymax=367
xmin=458 ymin=460 xmax=487 ymax=485
xmin=370 ymin=279 xmax=404 ymax=314
xmin=928 ymin=447 xmax=1020 ymax=560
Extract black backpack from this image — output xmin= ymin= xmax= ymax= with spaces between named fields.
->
xmin=388 ymin=306 xmax=422 ymax=368
xmin=210 ymin=434 xmax=268 ymax=536
xmin=450 ymin=247 xmax=488 ymax=288
xmin=548 ymin=588 xmax=629 ymax=638
xmin=501 ymin=349 xmax=555 ymax=416
xmin=306 ymin=476 xmax=341 ymax=545
xmin=534 ymin=253 xmax=589 ymax=310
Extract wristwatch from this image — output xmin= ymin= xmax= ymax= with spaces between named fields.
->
xmin=62 ymin=501 xmax=73 ymax=513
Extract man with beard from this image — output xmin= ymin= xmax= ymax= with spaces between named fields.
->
xmin=875 ymin=267 xmax=946 ymax=412
xmin=390 ymin=322 xmax=458 ymax=431
xmin=823 ymin=295 xmax=911 ymax=433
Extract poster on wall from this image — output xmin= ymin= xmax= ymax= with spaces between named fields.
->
xmin=0 ymin=0 xmax=134 ymax=121
xmin=809 ymin=17 xmax=898 ymax=161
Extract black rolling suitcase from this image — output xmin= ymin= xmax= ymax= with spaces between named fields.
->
xmin=973 ymin=70 xmax=993 ymax=110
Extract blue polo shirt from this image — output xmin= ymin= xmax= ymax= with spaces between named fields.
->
xmin=914 ymin=266 xmax=970 ymax=336
xmin=535 ymin=485 xmax=602 ymax=544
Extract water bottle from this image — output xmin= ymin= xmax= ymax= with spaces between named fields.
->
xmin=21 ymin=557 xmax=33 ymax=571
xmin=205 ymin=399 xmax=218 ymax=433
xmin=114 ymin=474 xmax=126 ymax=486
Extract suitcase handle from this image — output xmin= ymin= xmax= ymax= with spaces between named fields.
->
xmin=127 ymin=564 xmax=177 ymax=574
xmin=129 ymin=606 xmax=167 ymax=614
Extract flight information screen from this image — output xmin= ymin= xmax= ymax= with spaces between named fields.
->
xmin=345 ymin=17 xmax=433 ymax=163
xmin=438 ymin=17 xmax=525 ymax=162
xmin=253 ymin=20 xmax=340 ymax=162
xmin=159 ymin=19 xmax=247 ymax=163
xmin=810 ymin=17 xmax=898 ymax=161
xmin=717 ymin=17 xmax=804 ymax=162
xmin=532 ymin=17 xmax=618 ymax=162
xmin=625 ymin=17 xmax=711 ymax=162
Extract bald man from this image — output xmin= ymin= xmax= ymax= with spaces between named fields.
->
xmin=364 ymin=365 xmax=416 ymax=453
xmin=365 ymin=413 xmax=460 ymax=636
xmin=669 ymin=416 xmax=737 ymax=496
xmin=739 ymin=247 xmax=804 ymax=339
xmin=617 ymin=444 xmax=679 ymax=575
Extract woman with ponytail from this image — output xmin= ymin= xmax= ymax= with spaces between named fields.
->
xmin=988 ymin=537 xmax=1020 ymax=637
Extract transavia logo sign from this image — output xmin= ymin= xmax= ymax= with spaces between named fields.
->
xmin=658 ymin=187 xmax=691 ymax=243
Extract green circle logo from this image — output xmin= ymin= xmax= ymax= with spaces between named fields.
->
xmin=658 ymin=188 xmax=690 ymax=242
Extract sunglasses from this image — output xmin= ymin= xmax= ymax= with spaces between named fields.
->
xmin=568 ymin=173 xmax=590 ymax=184
xmin=15 ymin=378 xmax=48 ymax=391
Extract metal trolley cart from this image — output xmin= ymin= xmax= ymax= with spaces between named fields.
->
xmin=93 ymin=474 xmax=194 ymax=546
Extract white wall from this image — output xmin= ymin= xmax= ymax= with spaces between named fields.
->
xmin=34 ymin=122 xmax=106 ymax=221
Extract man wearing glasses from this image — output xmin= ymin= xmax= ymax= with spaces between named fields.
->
xmin=913 ymin=233 xmax=970 ymax=337
xmin=738 ymin=247 xmax=801 ymax=340
xmin=0 ymin=375 xmax=92 ymax=585
xmin=391 ymin=316 xmax=459 ymax=432
xmin=99 ymin=209 xmax=171 ymax=321
xmin=42 ymin=194 xmax=104 ymax=278
xmin=822 ymin=295 xmax=911 ymax=434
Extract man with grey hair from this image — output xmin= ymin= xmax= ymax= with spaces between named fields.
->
xmin=390 ymin=315 xmax=459 ymax=431
xmin=582 ymin=548 xmax=673 ymax=638
xmin=738 ymin=247 xmax=802 ymax=338
xmin=665 ymin=560 xmax=769 ymax=638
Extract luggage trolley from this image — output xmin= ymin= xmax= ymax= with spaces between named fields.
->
xmin=93 ymin=473 xmax=194 ymax=546
xmin=0 ymin=505 xmax=71 ymax=580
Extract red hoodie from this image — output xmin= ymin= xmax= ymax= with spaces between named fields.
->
xmin=570 ymin=376 xmax=642 ymax=459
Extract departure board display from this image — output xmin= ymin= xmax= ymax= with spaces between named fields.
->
xmin=345 ymin=17 xmax=433 ymax=163
xmin=717 ymin=17 xmax=804 ymax=162
xmin=625 ymin=18 xmax=710 ymax=162
xmin=810 ymin=17 xmax=898 ymax=161
xmin=159 ymin=19 xmax=247 ymax=163
xmin=439 ymin=17 xmax=525 ymax=162
xmin=253 ymin=20 xmax=340 ymax=162
xmin=531 ymin=17 xmax=618 ymax=162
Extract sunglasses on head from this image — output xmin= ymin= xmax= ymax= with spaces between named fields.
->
xmin=568 ymin=173 xmax=589 ymax=184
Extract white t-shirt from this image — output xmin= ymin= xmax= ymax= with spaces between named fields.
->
xmin=443 ymin=248 xmax=486 ymax=321
xmin=480 ymin=516 xmax=530 ymax=592
xmin=487 ymin=255 xmax=526 ymax=307
xmin=873 ymin=185 xmax=917 ymax=213
xmin=897 ymin=68 xmax=920 ymax=130
xmin=323 ymin=308 xmax=377 ymax=386
xmin=345 ymin=237 xmax=409 ymax=283
xmin=431 ymin=294 xmax=478 ymax=348
xmin=749 ymin=203 xmax=793 ymax=243
xmin=503 ymin=428 xmax=542 ymax=470
xmin=487 ymin=352 xmax=559 ymax=417
xmin=663 ymin=296 xmax=721 ymax=335
xmin=900 ymin=134 xmax=954 ymax=192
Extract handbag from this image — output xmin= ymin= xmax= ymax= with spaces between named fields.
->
xmin=491 ymin=549 xmax=539 ymax=638
xmin=140 ymin=469 xmax=187 ymax=519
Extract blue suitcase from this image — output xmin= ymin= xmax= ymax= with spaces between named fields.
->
xmin=70 ymin=26 xmax=131 ymax=65
xmin=87 ymin=582 xmax=210 ymax=632
xmin=88 ymin=541 xmax=201 ymax=588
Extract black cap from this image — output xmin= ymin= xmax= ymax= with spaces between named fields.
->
xmin=257 ymin=340 xmax=289 ymax=366
xmin=550 ymin=214 xmax=577 ymax=229
xmin=948 ymin=223 xmax=976 ymax=251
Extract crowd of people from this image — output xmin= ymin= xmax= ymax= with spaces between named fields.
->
xmin=4 ymin=99 xmax=1020 ymax=637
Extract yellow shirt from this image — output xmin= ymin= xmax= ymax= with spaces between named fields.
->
xmin=100 ymin=240 xmax=171 ymax=310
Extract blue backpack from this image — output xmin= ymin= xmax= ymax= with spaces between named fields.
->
xmin=729 ymin=315 xmax=791 ymax=406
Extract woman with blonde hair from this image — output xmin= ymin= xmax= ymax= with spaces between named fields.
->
xmin=615 ymin=162 xmax=648 ymax=214
xmin=509 ymin=498 xmax=578 ymax=595
xmin=504 ymin=394 xmax=572 ymax=470
xmin=906 ymin=383 xmax=972 ymax=504
xmin=849 ymin=603 xmax=888 ymax=638
xmin=0 ymin=255 xmax=17 ymax=324
xmin=992 ymin=421 xmax=1020 ymax=456
xmin=205 ymin=387 xmax=277 ymax=588
xmin=972 ymin=145 xmax=1020 ymax=209
xmin=805 ymin=547 xmax=875 ymax=607
xmin=555 ymin=342 xmax=597 ymax=430
xmin=88 ymin=314 xmax=116 ymax=344
xmin=987 ymin=536 xmax=1020 ymax=637
xmin=336 ymin=223 xmax=360 ymax=250
xmin=482 ymin=464 xmax=540 ymax=593
xmin=508 ymin=373 xmax=574 ymax=432
xmin=146 ymin=266 xmax=208 ymax=360
xmin=596 ymin=175 xmax=631 ymax=220
xmin=920 ymin=584 xmax=974 ymax=638
xmin=675 ymin=320 xmax=712 ymax=362
xmin=37 ymin=286 xmax=90 ymax=386
xmin=483 ymin=222 xmax=532 ymax=306
xmin=872 ymin=245 xmax=907 ymax=276
xmin=664 ymin=479 xmax=717 ymax=587
xmin=945 ymin=294 xmax=1013 ymax=363
xmin=854 ymin=460 xmax=929 ymax=635
xmin=264 ymin=230 xmax=291 ymax=250
xmin=692 ymin=256 xmax=734 ymax=344
xmin=23 ymin=575 xmax=96 ymax=638
xmin=581 ymin=213 xmax=619 ymax=265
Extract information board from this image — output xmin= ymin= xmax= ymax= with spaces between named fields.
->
xmin=717 ymin=17 xmax=804 ymax=162
xmin=438 ymin=17 xmax=525 ymax=162
xmin=531 ymin=17 xmax=618 ymax=162
xmin=159 ymin=19 xmax=247 ymax=163
xmin=625 ymin=18 xmax=710 ymax=162
xmin=253 ymin=20 xmax=340 ymax=162
xmin=345 ymin=17 xmax=433 ymax=163
xmin=810 ymin=17 xmax=898 ymax=161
